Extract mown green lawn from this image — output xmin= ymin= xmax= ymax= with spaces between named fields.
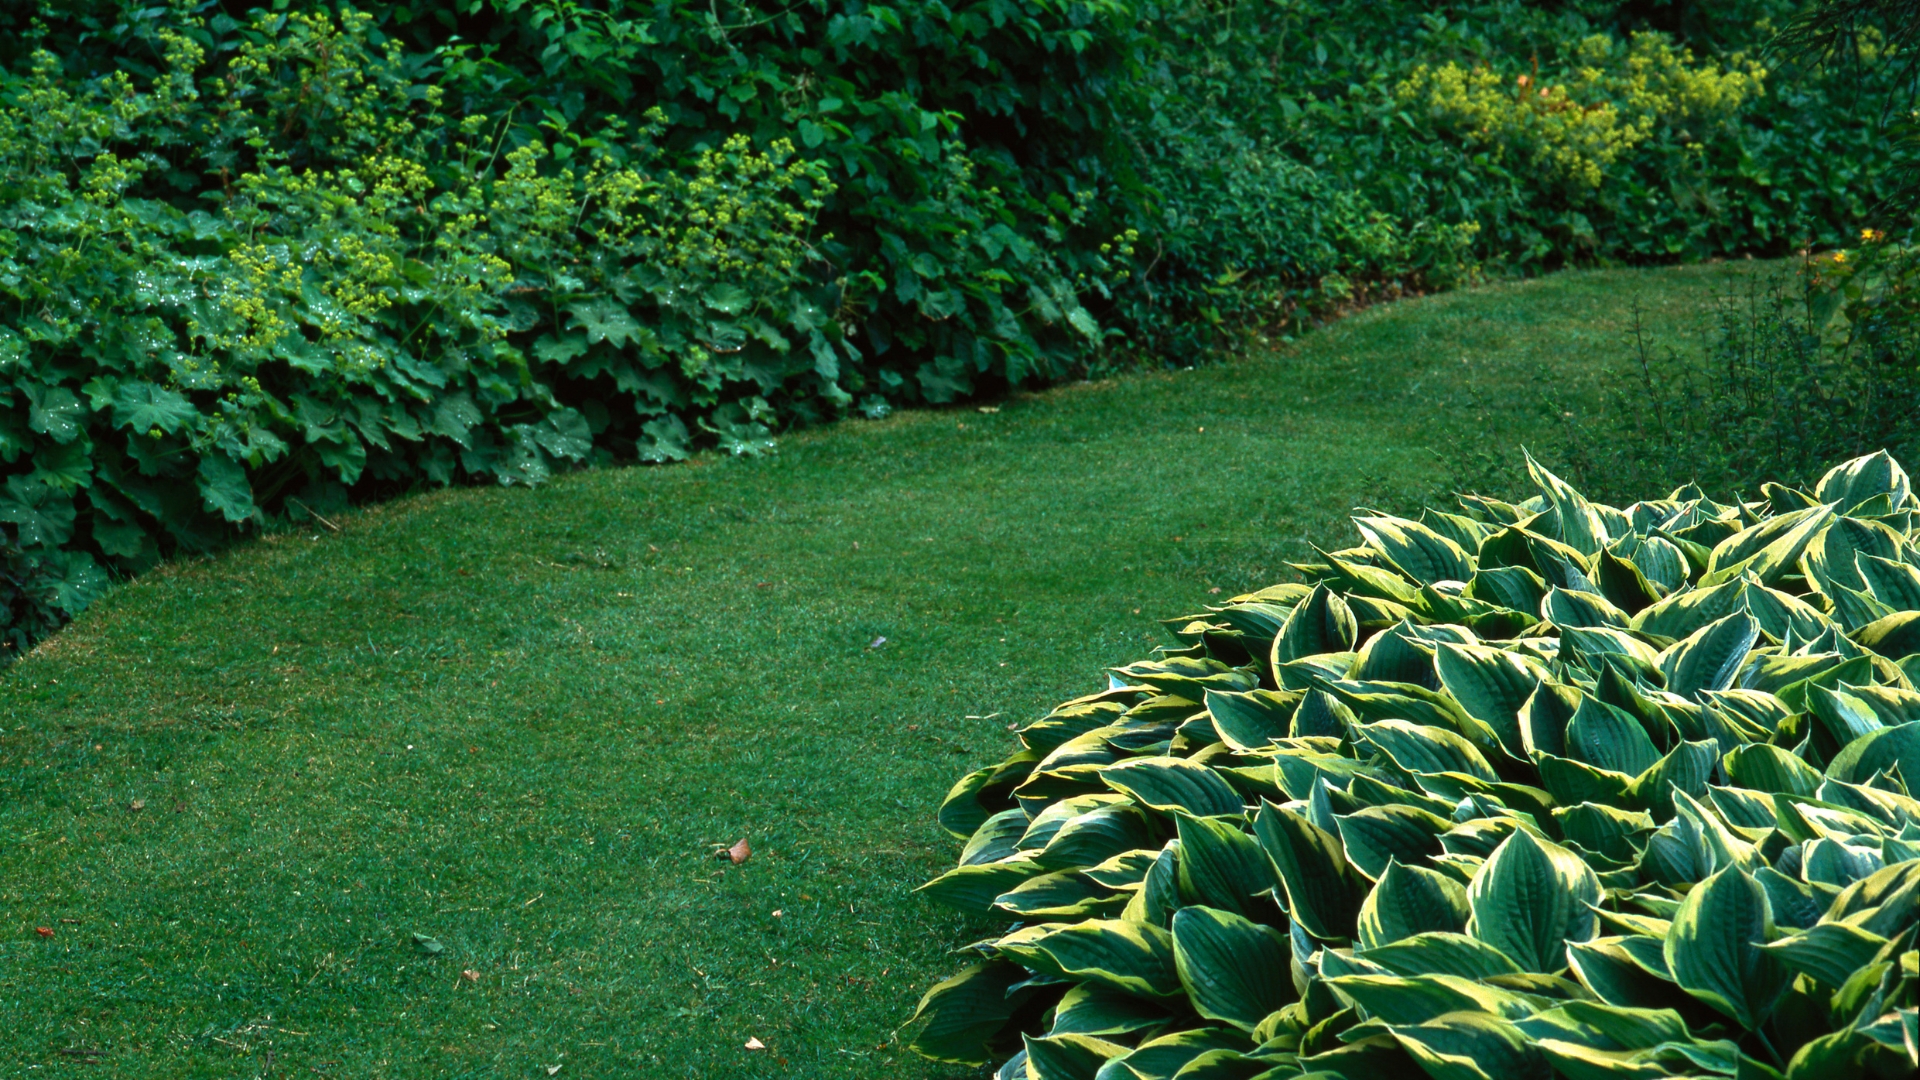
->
xmin=0 ymin=262 xmax=1767 ymax=1078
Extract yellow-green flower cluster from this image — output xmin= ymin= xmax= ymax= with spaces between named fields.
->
xmin=1397 ymin=33 xmax=1764 ymax=189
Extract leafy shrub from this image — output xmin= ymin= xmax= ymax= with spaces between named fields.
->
xmin=1099 ymin=126 xmax=1474 ymax=361
xmin=912 ymin=450 xmax=1920 ymax=1078
xmin=0 ymin=0 xmax=1153 ymax=649
xmin=1562 ymin=241 xmax=1920 ymax=503
xmin=1139 ymin=0 xmax=1919 ymax=274
xmin=1396 ymin=34 xmax=1765 ymax=191
xmin=271 ymin=0 xmax=1146 ymax=404
xmin=0 ymin=9 xmax=842 ymax=638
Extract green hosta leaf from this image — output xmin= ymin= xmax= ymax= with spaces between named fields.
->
xmin=1806 ymin=683 xmax=1887 ymax=746
xmin=1805 ymin=516 xmax=1904 ymax=595
xmin=1386 ymin=1010 xmax=1553 ymax=1080
xmin=1357 ymin=720 xmax=1497 ymax=783
xmin=1663 ymin=866 xmax=1786 ymax=1028
xmin=1171 ymin=905 xmax=1294 ymax=1031
xmin=1205 ymin=688 xmax=1296 ymax=752
xmin=1624 ymin=739 xmax=1718 ymax=819
xmin=1313 ymin=546 xmax=1424 ymax=606
xmin=1035 ymin=804 xmax=1155 ymax=871
xmin=1023 ymin=1032 xmax=1127 ymax=1079
xmin=1554 ymin=802 xmax=1655 ymax=862
xmin=1773 ymin=655 xmax=1876 ymax=711
xmin=995 ymin=919 xmax=1182 ymax=1000
xmin=1535 ymin=753 xmax=1634 ymax=808
xmin=962 ymin=809 xmax=1034 ymax=866
xmin=918 ymin=860 xmax=1047 ymax=915
xmin=1566 ymin=939 xmax=1690 ymax=1011
xmin=1520 ymin=681 xmax=1584 ymax=759
xmin=1330 ymin=973 xmax=1538 ymax=1025
xmin=1527 ymin=451 xmax=1610 ymax=557
xmin=1254 ymin=801 xmax=1368 ymax=942
xmin=1817 ymin=451 xmax=1913 ymax=512
xmin=1701 ymin=504 xmax=1833 ymax=587
xmin=1856 ymin=553 xmax=1920 ymax=611
xmin=1278 ymin=653 xmax=1360 ymax=692
xmin=1272 ymin=583 xmax=1358 ymax=663
xmin=1596 ymin=548 xmax=1665 ymax=613
xmin=1048 ymin=983 xmax=1173 ymax=1037
xmin=1357 ymin=861 xmax=1470 ymax=950
xmin=1125 ymin=843 xmax=1182 ymax=928
xmin=1022 ymin=795 xmax=1130 ymax=853
xmin=1314 ymin=679 xmax=1480 ymax=739
xmin=1468 ymin=829 xmax=1601 ymax=973
xmin=938 ymin=754 xmax=1033 ymax=839
xmin=907 ymin=960 xmax=1033 ymax=1065
xmin=1361 ymin=931 xmax=1523 ymax=980
xmin=1818 ymin=773 xmax=1920 ymax=828
xmin=1630 ymin=536 xmax=1689 ymax=594
xmin=1176 ymin=813 xmax=1275 ymax=918
xmin=1529 ymin=1042 xmax=1669 ymax=1080
xmin=1757 ymin=921 xmax=1887 ymax=989
xmin=1785 ymin=1028 xmax=1914 ymax=1080
xmin=1564 ymin=696 xmax=1662 ymax=777
xmin=994 ymin=872 xmax=1126 ymax=919
xmin=1350 ymin=621 xmax=1441 ymax=685
xmin=1820 ymin=861 xmax=1920 ymax=938
xmin=1631 ymin=576 xmax=1748 ymax=642
xmin=1339 ymin=805 xmax=1452 ymax=879
xmin=1671 ymin=789 xmax=1760 ymax=874
xmin=1803 ymin=836 xmax=1884 ymax=887
xmin=1433 ymin=643 xmax=1544 ymax=759
xmin=1100 ymin=1029 xmax=1248 ymax=1080
xmin=1355 ymin=514 xmax=1475 ymax=585
xmin=1558 ymin=626 xmax=1663 ymax=677
xmin=1103 ymin=757 xmax=1245 ymax=818
xmin=1826 ymin=722 xmax=1920 ymax=785
xmin=1515 ymin=999 xmax=1691 ymax=1051
xmin=1659 ymin=611 xmax=1760 ymax=700
xmin=1466 ymin=565 xmax=1548 ymax=615
xmin=1743 ymin=585 xmax=1834 ymax=644
xmin=1830 ymin=583 xmax=1897 ymax=632
xmin=1543 ymin=586 xmax=1631 ymax=629
xmin=1852 ymin=610 xmax=1920 ymax=660
xmin=1722 ymin=744 xmax=1822 ymax=797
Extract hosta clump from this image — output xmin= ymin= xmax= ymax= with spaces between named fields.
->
xmin=912 ymin=451 xmax=1920 ymax=1080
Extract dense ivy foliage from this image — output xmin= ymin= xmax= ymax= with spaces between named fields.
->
xmin=912 ymin=451 xmax=1920 ymax=1079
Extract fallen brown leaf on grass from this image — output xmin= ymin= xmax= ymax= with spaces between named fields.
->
xmin=35 ymin=927 xmax=53 ymax=938
xmin=727 ymin=838 xmax=752 ymax=864
xmin=461 ymin=969 xmax=480 ymax=982
xmin=744 ymin=1037 xmax=766 ymax=1051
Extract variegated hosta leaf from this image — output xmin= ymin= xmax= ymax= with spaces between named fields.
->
xmin=915 ymin=452 xmax=1920 ymax=1078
